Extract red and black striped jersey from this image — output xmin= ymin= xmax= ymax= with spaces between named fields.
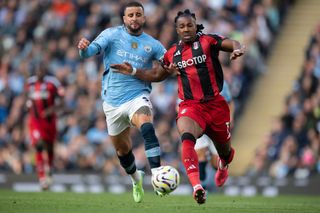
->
xmin=163 ymin=33 xmax=226 ymax=101
xmin=25 ymin=76 xmax=62 ymax=120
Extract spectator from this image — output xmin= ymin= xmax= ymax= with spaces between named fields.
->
xmin=250 ymin=21 xmax=320 ymax=178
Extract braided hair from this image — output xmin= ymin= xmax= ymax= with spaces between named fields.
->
xmin=174 ymin=9 xmax=204 ymax=34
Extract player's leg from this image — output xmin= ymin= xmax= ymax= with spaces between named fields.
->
xmin=212 ymin=139 xmax=235 ymax=187
xmin=103 ymin=101 xmax=144 ymax=203
xmin=44 ymin=141 xmax=54 ymax=186
xmin=196 ymin=135 xmax=221 ymax=190
xmin=131 ymin=107 xmax=161 ymax=171
xmin=34 ymin=140 xmax=48 ymax=190
xmin=129 ymin=95 xmax=161 ymax=173
xmin=29 ymin=121 xmax=49 ymax=190
xmin=177 ymin=116 xmax=206 ymax=204
xmin=207 ymin=142 xmax=219 ymax=170
xmin=42 ymin=120 xmax=56 ymax=187
xmin=206 ymin=100 xmax=234 ymax=187
xmin=210 ymin=155 xmax=219 ymax=170
xmin=194 ymin=136 xmax=210 ymax=186
xmin=198 ymin=137 xmax=219 ymax=171
xmin=196 ymin=148 xmax=207 ymax=183
xmin=110 ymin=128 xmax=144 ymax=203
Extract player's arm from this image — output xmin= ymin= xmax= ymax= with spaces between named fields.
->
xmin=42 ymin=82 xmax=65 ymax=118
xmin=78 ymin=30 xmax=110 ymax=58
xmin=42 ymin=92 xmax=64 ymax=119
xmin=22 ymin=82 xmax=32 ymax=112
xmin=78 ymin=38 xmax=99 ymax=58
xmin=220 ymin=38 xmax=246 ymax=61
xmin=110 ymin=61 xmax=178 ymax=82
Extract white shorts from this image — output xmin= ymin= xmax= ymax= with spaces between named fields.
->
xmin=102 ymin=94 xmax=153 ymax=136
xmin=194 ymin=134 xmax=218 ymax=155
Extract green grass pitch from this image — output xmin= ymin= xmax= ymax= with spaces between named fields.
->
xmin=0 ymin=190 xmax=319 ymax=213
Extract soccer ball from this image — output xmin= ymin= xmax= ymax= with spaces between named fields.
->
xmin=152 ymin=165 xmax=180 ymax=195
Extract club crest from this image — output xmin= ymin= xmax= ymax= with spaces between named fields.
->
xmin=193 ymin=42 xmax=199 ymax=50
xmin=144 ymin=45 xmax=152 ymax=52
xmin=132 ymin=42 xmax=138 ymax=49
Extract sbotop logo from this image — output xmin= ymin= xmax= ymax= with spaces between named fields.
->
xmin=177 ymin=54 xmax=206 ymax=69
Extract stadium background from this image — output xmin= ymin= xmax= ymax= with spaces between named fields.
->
xmin=0 ymin=0 xmax=319 ymax=197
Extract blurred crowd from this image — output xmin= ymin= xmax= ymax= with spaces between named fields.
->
xmin=0 ymin=0 xmax=292 ymax=176
xmin=248 ymin=22 xmax=320 ymax=178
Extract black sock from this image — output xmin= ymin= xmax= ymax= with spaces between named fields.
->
xmin=199 ymin=161 xmax=207 ymax=181
xmin=117 ymin=150 xmax=136 ymax=174
xmin=220 ymin=148 xmax=235 ymax=164
xmin=141 ymin=123 xmax=161 ymax=169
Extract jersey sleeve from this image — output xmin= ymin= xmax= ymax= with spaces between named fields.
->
xmin=25 ymin=77 xmax=36 ymax=95
xmin=209 ymin=34 xmax=227 ymax=50
xmin=161 ymin=46 xmax=176 ymax=67
xmin=161 ymin=51 xmax=170 ymax=67
xmin=79 ymin=28 xmax=113 ymax=58
xmin=46 ymin=76 xmax=64 ymax=98
xmin=91 ymin=28 xmax=113 ymax=54
xmin=153 ymin=40 xmax=167 ymax=61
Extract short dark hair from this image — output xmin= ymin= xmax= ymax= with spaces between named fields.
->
xmin=174 ymin=9 xmax=204 ymax=33
xmin=174 ymin=9 xmax=196 ymax=24
xmin=123 ymin=1 xmax=144 ymax=14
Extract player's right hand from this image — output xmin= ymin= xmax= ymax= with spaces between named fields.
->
xmin=230 ymin=45 xmax=246 ymax=61
xmin=77 ymin=38 xmax=90 ymax=50
xmin=110 ymin=62 xmax=133 ymax=75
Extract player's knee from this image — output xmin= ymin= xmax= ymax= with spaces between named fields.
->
xmin=116 ymin=146 xmax=131 ymax=156
xmin=133 ymin=112 xmax=152 ymax=128
xmin=110 ymin=134 xmax=131 ymax=155
xmin=115 ymin=140 xmax=131 ymax=155
xmin=136 ymin=105 xmax=152 ymax=114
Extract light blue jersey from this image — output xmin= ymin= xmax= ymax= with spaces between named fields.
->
xmin=79 ymin=25 xmax=166 ymax=106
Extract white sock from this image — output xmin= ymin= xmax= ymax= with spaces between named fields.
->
xmin=151 ymin=167 xmax=161 ymax=175
xmin=193 ymin=184 xmax=202 ymax=191
xmin=130 ymin=171 xmax=140 ymax=184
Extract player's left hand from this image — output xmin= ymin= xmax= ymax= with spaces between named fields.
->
xmin=110 ymin=62 xmax=133 ymax=75
xmin=230 ymin=45 xmax=246 ymax=61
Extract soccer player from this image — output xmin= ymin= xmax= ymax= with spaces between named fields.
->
xmin=25 ymin=62 xmax=64 ymax=190
xmin=111 ymin=9 xmax=245 ymax=204
xmin=77 ymin=1 xmax=166 ymax=203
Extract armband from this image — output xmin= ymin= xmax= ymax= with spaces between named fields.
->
xmin=131 ymin=67 xmax=137 ymax=76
